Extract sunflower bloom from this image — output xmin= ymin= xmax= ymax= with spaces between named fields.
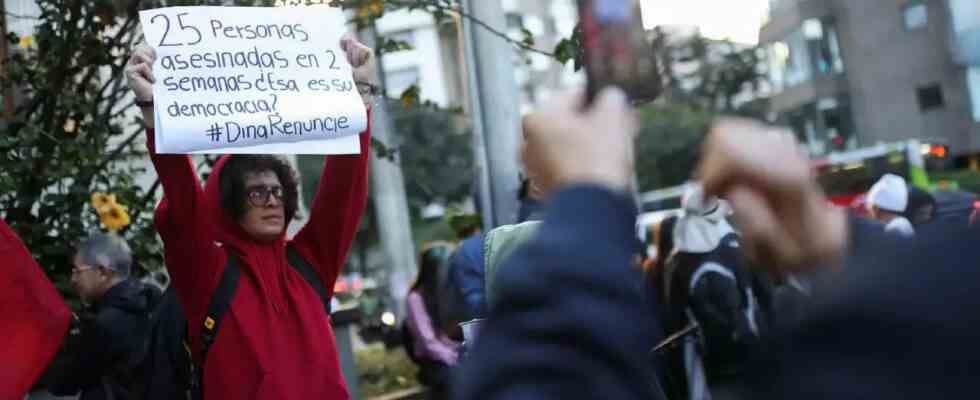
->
xmin=357 ymin=0 xmax=383 ymax=18
xmin=90 ymin=192 xmax=117 ymax=213
xmin=100 ymin=203 xmax=131 ymax=232
xmin=18 ymin=35 xmax=34 ymax=50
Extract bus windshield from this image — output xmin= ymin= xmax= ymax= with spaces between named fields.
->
xmin=816 ymin=151 xmax=909 ymax=199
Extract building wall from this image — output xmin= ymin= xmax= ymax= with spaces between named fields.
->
xmin=376 ymin=10 xmax=453 ymax=106
xmin=761 ymin=0 xmax=980 ymax=157
xmin=373 ymin=0 xmax=582 ymax=113
xmin=836 ymin=0 xmax=974 ymax=154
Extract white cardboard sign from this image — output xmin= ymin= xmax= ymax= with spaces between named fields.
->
xmin=139 ymin=6 xmax=366 ymax=154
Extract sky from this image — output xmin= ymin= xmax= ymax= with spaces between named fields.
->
xmin=639 ymin=0 xmax=770 ymax=44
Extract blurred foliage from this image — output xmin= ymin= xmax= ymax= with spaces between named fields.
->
xmin=634 ymin=102 xmax=714 ymax=192
xmin=355 ymin=344 xmax=420 ymax=398
xmin=388 ymin=99 xmax=473 ymax=210
xmin=0 ymin=0 xmax=178 ymax=302
xmin=630 ymin=30 xmax=768 ymax=192
xmin=932 ymin=169 xmax=980 ymax=194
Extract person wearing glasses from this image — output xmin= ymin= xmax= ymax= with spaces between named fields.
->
xmin=123 ymin=34 xmax=376 ymax=399
xmin=49 ymin=233 xmax=154 ymax=400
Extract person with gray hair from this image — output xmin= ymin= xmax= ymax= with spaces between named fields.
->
xmin=49 ymin=233 xmax=156 ymax=400
xmin=71 ymin=233 xmax=132 ymax=300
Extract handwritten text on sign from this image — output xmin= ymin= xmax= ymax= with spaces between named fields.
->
xmin=139 ymin=6 xmax=366 ymax=154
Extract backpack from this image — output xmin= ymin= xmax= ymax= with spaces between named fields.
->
xmin=662 ymin=234 xmax=767 ymax=378
xmin=111 ymin=285 xmax=191 ymax=400
xmin=685 ymin=234 xmax=766 ymax=372
xmin=100 ymin=284 xmax=170 ymax=400
xmin=129 ymin=245 xmax=331 ymax=400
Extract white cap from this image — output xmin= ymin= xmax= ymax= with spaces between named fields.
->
xmin=868 ymin=174 xmax=909 ymax=213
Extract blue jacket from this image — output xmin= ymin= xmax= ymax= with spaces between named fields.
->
xmin=449 ymin=233 xmax=488 ymax=319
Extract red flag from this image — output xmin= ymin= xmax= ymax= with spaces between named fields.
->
xmin=0 ymin=219 xmax=71 ymax=399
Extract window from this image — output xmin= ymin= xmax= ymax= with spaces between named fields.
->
xmin=826 ymin=27 xmax=845 ymax=74
xmin=902 ymin=2 xmax=928 ymax=30
xmin=768 ymin=28 xmax=813 ymax=91
xmin=968 ymin=68 xmax=980 ymax=122
xmin=386 ymin=30 xmax=416 ymax=48
xmin=803 ymin=18 xmax=846 ymax=75
xmin=385 ymin=67 xmax=420 ymax=98
xmin=916 ymin=84 xmax=945 ymax=111
xmin=506 ymin=13 xmax=524 ymax=30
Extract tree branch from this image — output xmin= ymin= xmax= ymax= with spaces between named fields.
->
xmin=95 ymin=127 xmax=144 ymax=172
xmin=138 ymin=178 xmax=162 ymax=211
xmin=379 ymin=0 xmax=556 ymax=58
xmin=3 ymin=12 xmax=39 ymax=21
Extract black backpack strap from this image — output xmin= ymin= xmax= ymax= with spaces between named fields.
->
xmin=286 ymin=245 xmax=332 ymax=316
xmin=200 ymin=251 xmax=242 ymax=364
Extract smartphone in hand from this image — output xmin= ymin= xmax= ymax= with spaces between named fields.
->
xmin=578 ymin=0 xmax=662 ymax=106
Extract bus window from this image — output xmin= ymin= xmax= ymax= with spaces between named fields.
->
xmin=642 ymin=197 xmax=682 ymax=213
xmin=817 ymin=152 xmax=908 ymax=197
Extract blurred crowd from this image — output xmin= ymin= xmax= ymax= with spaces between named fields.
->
xmin=404 ymin=88 xmax=980 ymax=400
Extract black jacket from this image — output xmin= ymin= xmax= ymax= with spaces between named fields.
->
xmin=50 ymin=279 xmax=154 ymax=400
xmin=739 ymin=220 xmax=980 ymax=399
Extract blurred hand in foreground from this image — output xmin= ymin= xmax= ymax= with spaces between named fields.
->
xmin=521 ymin=88 xmax=637 ymax=194
xmin=699 ymin=118 xmax=848 ymax=271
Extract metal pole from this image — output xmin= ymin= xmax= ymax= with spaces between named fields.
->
xmin=358 ymin=24 xmax=418 ymax=320
xmin=460 ymin=0 xmax=522 ymax=228
xmin=0 ymin=0 xmax=14 ymax=117
xmin=456 ymin=11 xmax=495 ymax=231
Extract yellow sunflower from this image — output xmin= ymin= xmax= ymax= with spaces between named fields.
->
xmin=357 ymin=0 xmax=384 ymax=18
xmin=18 ymin=35 xmax=34 ymax=50
xmin=100 ymin=203 xmax=131 ymax=232
xmin=90 ymin=192 xmax=117 ymax=213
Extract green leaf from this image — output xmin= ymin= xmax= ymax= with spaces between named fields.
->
xmin=377 ymin=37 xmax=414 ymax=55
xmin=520 ymin=28 xmax=535 ymax=47
xmin=399 ymin=84 xmax=420 ymax=107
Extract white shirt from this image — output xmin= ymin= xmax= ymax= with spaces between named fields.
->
xmin=885 ymin=216 xmax=915 ymax=237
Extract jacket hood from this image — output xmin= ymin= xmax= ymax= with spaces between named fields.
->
xmin=675 ymin=184 xmax=734 ymax=254
xmin=203 ymin=156 xmax=290 ymax=310
xmin=204 ymin=156 xmax=289 ymax=250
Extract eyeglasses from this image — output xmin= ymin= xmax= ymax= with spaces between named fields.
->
xmin=71 ymin=266 xmax=95 ymax=276
xmin=246 ymin=186 xmax=284 ymax=207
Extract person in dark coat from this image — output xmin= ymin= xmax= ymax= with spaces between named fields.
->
xmin=453 ymin=88 xmax=666 ymax=399
xmin=453 ymin=90 xmax=980 ymax=400
xmin=50 ymin=234 xmax=154 ymax=400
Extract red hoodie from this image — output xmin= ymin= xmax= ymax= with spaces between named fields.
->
xmin=147 ymin=126 xmax=370 ymax=399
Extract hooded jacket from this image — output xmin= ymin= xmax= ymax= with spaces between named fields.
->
xmin=146 ymin=123 xmax=370 ymax=399
xmin=49 ymin=279 xmax=154 ymax=400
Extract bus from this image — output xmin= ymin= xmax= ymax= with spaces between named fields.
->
xmin=637 ymin=139 xmax=951 ymax=214
xmin=813 ymin=139 xmax=950 ymax=206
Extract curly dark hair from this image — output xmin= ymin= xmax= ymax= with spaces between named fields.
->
xmin=219 ymin=155 xmax=300 ymax=224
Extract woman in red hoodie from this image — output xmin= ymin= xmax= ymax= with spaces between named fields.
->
xmin=124 ymin=35 xmax=375 ymax=399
